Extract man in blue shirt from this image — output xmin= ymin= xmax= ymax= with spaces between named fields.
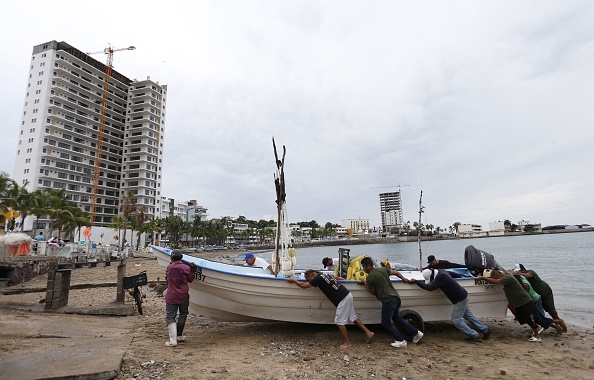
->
xmin=408 ymin=268 xmax=490 ymax=342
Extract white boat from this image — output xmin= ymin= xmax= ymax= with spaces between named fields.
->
xmin=150 ymin=245 xmax=508 ymax=330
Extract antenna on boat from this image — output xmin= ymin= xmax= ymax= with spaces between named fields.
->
xmin=418 ymin=190 xmax=424 ymax=269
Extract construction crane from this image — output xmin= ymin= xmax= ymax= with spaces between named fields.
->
xmin=370 ymin=183 xmax=410 ymax=191
xmin=86 ymin=45 xmax=135 ymax=227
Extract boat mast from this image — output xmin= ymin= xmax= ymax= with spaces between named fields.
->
xmin=418 ymin=190 xmax=424 ymax=269
xmin=272 ymin=138 xmax=294 ymax=277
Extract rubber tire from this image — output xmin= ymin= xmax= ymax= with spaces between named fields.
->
xmin=400 ymin=309 xmax=424 ymax=341
xmin=134 ymin=287 xmax=143 ymax=315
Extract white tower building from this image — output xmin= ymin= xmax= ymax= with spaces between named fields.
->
xmin=11 ymin=40 xmax=167 ymax=236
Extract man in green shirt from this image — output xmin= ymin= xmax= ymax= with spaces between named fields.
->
xmin=359 ymin=257 xmax=423 ymax=348
xmin=477 ymin=270 xmax=543 ymax=342
xmin=515 ymin=263 xmax=567 ymax=333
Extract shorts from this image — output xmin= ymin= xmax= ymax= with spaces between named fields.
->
xmin=515 ymin=302 xmax=537 ymax=328
xmin=335 ymin=293 xmax=358 ymax=325
xmin=540 ymin=292 xmax=556 ymax=315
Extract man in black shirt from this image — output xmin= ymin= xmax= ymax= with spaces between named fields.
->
xmin=425 ymin=255 xmax=465 ymax=269
xmin=288 ymin=270 xmax=374 ymax=349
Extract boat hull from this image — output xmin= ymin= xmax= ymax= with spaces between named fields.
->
xmin=151 ymin=246 xmax=508 ymax=324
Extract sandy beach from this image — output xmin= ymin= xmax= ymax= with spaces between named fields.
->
xmin=1 ymin=255 xmax=593 ymax=380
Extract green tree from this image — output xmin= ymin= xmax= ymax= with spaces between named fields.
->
xmin=108 ymin=215 xmax=127 ymax=247
xmin=134 ymin=206 xmax=149 ymax=250
xmin=0 ymin=179 xmax=33 ymax=232
xmin=119 ymin=191 xmax=136 ymax=250
xmin=30 ymin=189 xmax=52 ymax=236
xmin=523 ymin=224 xmax=536 ymax=233
xmin=163 ymin=216 xmax=185 ymax=248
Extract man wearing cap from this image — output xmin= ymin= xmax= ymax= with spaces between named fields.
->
xmin=165 ymin=250 xmax=197 ymax=347
xmin=477 ymin=270 xmax=543 ymax=342
xmin=322 ymin=257 xmax=338 ymax=271
xmin=425 ymin=255 xmax=465 ymax=270
xmin=406 ymin=268 xmax=490 ymax=342
xmin=359 ymin=257 xmax=424 ymax=348
xmin=288 ymin=269 xmax=374 ymax=350
xmin=514 ymin=263 xmax=567 ymax=332
xmin=512 ymin=271 xmax=563 ymax=334
xmin=244 ymin=252 xmax=275 ymax=275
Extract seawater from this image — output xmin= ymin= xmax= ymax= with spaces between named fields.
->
xmin=291 ymin=231 xmax=594 ymax=328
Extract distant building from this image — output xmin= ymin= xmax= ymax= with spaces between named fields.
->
xmin=379 ymin=192 xmax=403 ymax=232
xmin=458 ymin=223 xmax=488 ymax=238
xmin=186 ymin=199 xmax=208 ymax=222
xmin=489 ymin=221 xmax=506 ymax=236
xmin=517 ymin=220 xmax=542 ymax=233
xmin=342 ymin=218 xmax=370 ymax=233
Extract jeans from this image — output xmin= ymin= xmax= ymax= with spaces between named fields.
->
xmin=533 ymin=299 xmax=553 ymax=329
xmin=166 ymin=297 xmax=190 ymax=336
xmin=381 ymin=297 xmax=418 ymax=341
xmin=451 ymin=296 xmax=488 ymax=338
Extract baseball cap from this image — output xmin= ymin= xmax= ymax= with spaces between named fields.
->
xmin=427 ymin=255 xmax=436 ymax=263
xmin=244 ymin=252 xmax=255 ymax=261
xmin=422 ymin=268 xmax=434 ymax=283
xmin=380 ymin=259 xmax=389 ymax=267
xmin=513 ymin=263 xmax=525 ymax=271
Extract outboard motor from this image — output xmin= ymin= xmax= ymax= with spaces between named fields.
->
xmin=464 ymin=245 xmax=504 ymax=276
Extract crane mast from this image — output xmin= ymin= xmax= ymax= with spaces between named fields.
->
xmin=86 ymin=46 xmax=135 ymax=227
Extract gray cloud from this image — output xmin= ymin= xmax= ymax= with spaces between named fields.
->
xmin=1 ymin=1 xmax=593 ymax=230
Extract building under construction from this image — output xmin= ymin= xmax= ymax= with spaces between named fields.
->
xmin=12 ymin=40 xmax=167 ymax=236
xmin=379 ymin=191 xmax=403 ymax=232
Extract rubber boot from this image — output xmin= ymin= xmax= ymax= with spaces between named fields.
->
xmin=165 ymin=323 xmax=177 ymax=347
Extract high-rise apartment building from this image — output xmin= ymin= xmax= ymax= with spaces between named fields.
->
xmin=12 ymin=40 xmax=167 ymax=234
xmin=379 ymin=191 xmax=403 ymax=232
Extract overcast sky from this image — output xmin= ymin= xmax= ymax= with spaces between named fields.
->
xmin=1 ymin=1 xmax=593 ymax=230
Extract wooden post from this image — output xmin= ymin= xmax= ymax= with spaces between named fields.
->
xmin=44 ymin=260 xmax=57 ymax=311
xmin=116 ymin=261 xmax=126 ymax=303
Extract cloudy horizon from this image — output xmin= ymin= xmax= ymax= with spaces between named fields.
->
xmin=1 ymin=1 xmax=593 ymax=231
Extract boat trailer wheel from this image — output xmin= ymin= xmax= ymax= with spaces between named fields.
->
xmin=400 ymin=309 xmax=425 ymax=333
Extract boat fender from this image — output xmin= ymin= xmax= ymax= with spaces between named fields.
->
xmin=282 ymin=261 xmax=292 ymax=271
xmin=291 ymin=256 xmax=297 ymax=267
xmin=281 ymin=270 xmax=294 ymax=278
xmin=288 ymin=248 xmax=296 ymax=257
xmin=354 ymin=270 xmax=367 ymax=281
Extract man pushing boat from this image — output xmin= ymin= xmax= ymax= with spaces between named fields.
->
xmin=288 ymin=270 xmax=374 ymax=349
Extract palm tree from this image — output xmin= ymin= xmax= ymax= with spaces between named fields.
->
xmin=43 ymin=188 xmax=77 ymax=238
xmin=134 ymin=206 xmax=149 ymax=250
xmin=163 ymin=215 xmax=185 ymax=248
xmin=108 ymin=215 xmax=126 ymax=247
xmin=189 ymin=217 xmax=205 ymax=248
xmin=62 ymin=207 xmax=90 ymax=241
xmin=0 ymin=179 xmax=33 ymax=232
xmin=119 ymin=191 xmax=136 ymax=250
xmin=30 ymin=189 xmax=51 ymax=236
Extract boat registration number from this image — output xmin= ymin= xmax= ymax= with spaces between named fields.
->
xmin=474 ymin=279 xmax=497 ymax=290
xmin=194 ymin=268 xmax=206 ymax=282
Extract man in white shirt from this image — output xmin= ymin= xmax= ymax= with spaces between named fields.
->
xmin=244 ymin=253 xmax=275 ymax=275
xmin=322 ymin=257 xmax=339 ymax=271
